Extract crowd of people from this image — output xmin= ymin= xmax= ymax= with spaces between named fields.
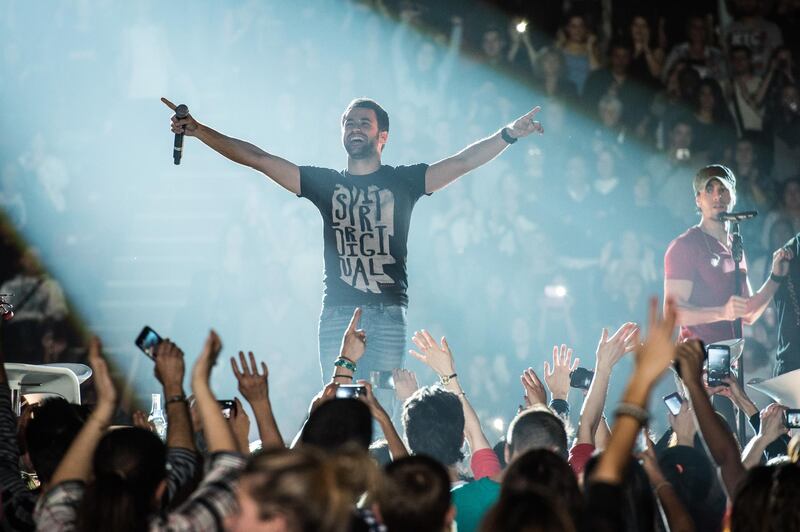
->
xmin=2 ymin=0 xmax=800 ymax=419
xmin=2 ymin=0 xmax=800 ymax=529
xmin=1 ymin=298 xmax=799 ymax=531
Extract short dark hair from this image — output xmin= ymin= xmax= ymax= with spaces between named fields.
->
xmin=301 ymin=398 xmax=373 ymax=453
xmin=480 ymin=490 xmax=576 ymax=532
xmin=378 ymin=455 xmax=452 ymax=532
xmin=24 ymin=398 xmax=87 ymax=485
xmin=507 ymin=408 xmax=568 ymax=459
xmin=342 ymin=98 xmax=390 ymax=132
xmin=402 ymin=386 xmax=465 ymax=466
xmin=501 ymin=449 xmax=584 ymax=517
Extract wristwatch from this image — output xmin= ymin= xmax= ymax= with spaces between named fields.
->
xmin=440 ymin=373 xmax=458 ymax=385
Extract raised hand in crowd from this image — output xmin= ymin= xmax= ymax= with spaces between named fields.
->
xmin=231 ymin=350 xmax=283 ymax=449
xmin=356 ymin=380 xmax=408 ymax=460
xmin=741 ymin=403 xmax=790 ymax=468
xmin=576 ymin=323 xmax=638 ymax=445
xmin=410 ymin=329 xmax=491 ymax=452
xmin=48 ymin=336 xmax=116 ymax=487
xmin=591 ymin=297 xmax=677 ymax=486
xmin=332 ymin=308 xmax=366 ymax=384
xmin=410 ymin=329 xmax=456 ymax=378
xmin=191 ymin=330 xmax=237 ymax=453
xmin=520 ymin=367 xmax=546 ymax=407
xmin=227 ymin=397 xmax=251 ymax=454
xmin=154 ymin=340 xmax=195 ymax=451
xmin=393 ymin=368 xmax=419 ymax=403
xmin=669 ymin=399 xmax=698 ymax=447
xmin=714 ymin=374 xmax=759 ymax=418
xmin=543 ymin=344 xmax=578 ymax=403
xmin=675 ymin=338 xmax=745 ymax=498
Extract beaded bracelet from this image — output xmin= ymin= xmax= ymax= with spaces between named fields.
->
xmin=334 ymin=357 xmax=357 ymax=372
xmin=614 ymin=402 xmax=650 ymax=425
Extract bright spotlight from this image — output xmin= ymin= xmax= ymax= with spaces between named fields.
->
xmin=492 ymin=417 xmax=505 ymax=432
xmin=515 ymin=20 xmax=528 ymax=33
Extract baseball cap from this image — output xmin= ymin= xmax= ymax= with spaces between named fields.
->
xmin=693 ymin=164 xmax=736 ymax=195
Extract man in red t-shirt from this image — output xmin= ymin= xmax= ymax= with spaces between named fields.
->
xmin=664 ymin=165 xmax=791 ymax=344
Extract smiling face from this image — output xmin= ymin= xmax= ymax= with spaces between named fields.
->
xmin=696 ymin=178 xmax=735 ymax=220
xmin=341 ymin=107 xmax=386 ymax=159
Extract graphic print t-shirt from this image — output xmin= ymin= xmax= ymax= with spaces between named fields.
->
xmin=299 ymin=164 xmax=428 ymax=307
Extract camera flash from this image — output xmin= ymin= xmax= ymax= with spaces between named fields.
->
xmin=516 ymin=20 xmax=528 ymax=33
xmin=492 ymin=417 xmax=505 ymax=432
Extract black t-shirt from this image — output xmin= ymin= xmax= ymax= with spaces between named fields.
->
xmin=299 ymin=164 xmax=429 ymax=307
xmin=774 ymin=233 xmax=800 ymax=374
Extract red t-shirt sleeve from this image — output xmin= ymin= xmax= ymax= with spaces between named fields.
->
xmin=664 ymin=236 xmax=696 ymax=281
xmin=471 ymin=448 xmax=502 ymax=479
xmin=568 ymin=443 xmax=596 ymax=475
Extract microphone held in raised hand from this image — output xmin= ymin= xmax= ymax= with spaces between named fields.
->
xmin=173 ymin=104 xmax=189 ymax=165
xmin=718 ymin=211 xmax=758 ymax=222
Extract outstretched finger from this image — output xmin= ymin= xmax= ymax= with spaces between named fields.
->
xmin=261 ymin=361 xmax=269 ymax=377
xmin=161 ymin=97 xmax=177 ymax=111
xmin=248 ymin=351 xmax=258 ymax=373
xmin=408 ymin=349 xmax=426 ymax=363
xmin=230 ymin=357 xmax=242 ymax=379
xmin=570 ymin=357 xmax=580 ymax=371
xmin=238 ymin=351 xmax=251 ymax=376
xmin=441 ymin=336 xmax=452 ymax=354
xmin=544 ymin=360 xmax=552 ymax=377
xmin=347 ymin=307 xmax=362 ymax=333
xmin=421 ymin=330 xmax=437 ymax=349
xmin=526 ymin=106 xmax=541 ymax=120
xmin=552 ymin=345 xmax=559 ymax=368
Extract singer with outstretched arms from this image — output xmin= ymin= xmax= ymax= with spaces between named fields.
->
xmin=664 ymin=165 xmax=792 ymax=344
xmin=160 ymin=96 xmax=544 ymax=414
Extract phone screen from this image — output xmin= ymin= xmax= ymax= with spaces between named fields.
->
xmin=663 ymin=393 xmax=683 ymax=416
xmin=787 ymin=409 xmax=800 ymax=429
xmin=707 ymin=345 xmax=730 ymax=387
xmin=218 ymin=400 xmax=235 ymax=419
xmin=336 ymin=384 xmax=366 ymax=399
xmin=570 ymin=367 xmax=594 ymax=390
xmin=135 ymin=326 xmax=162 ymax=359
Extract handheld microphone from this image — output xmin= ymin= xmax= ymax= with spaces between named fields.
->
xmin=718 ymin=211 xmax=758 ymax=222
xmin=173 ymin=104 xmax=189 ymax=165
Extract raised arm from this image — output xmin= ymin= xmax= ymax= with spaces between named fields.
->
xmin=590 ymin=297 xmax=677 ymax=485
xmin=741 ymin=247 xmax=791 ymax=324
xmin=154 ymin=340 xmax=196 ymax=452
xmin=231 ymin=351 xmax=284 ymax=449
xmin=577 ymin=323 xmax=638 ymax=444
xmin=48 ymin=337 xmax=116 ymax=487
xmin=676 ymin=340 xmax=745 ymax=498
xmin=358 ymin=381 xmax=408 ymax=460
xmin=162 ymin=97 xmax=300 ymax=194
xmin=740 ymin=403 xmax=788 ymax=468
xmin=190 ymin=330 xmax=237 ymax=453
xmin=424 ymin=106 xmax=544 ymax=193
xmin=410 ymin=331 xmax=490 ymax=452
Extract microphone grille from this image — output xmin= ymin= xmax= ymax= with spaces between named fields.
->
xmin=175 ymin=104 xmax=189 ymax=118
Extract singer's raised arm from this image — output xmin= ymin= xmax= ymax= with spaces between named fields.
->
xmin=741 ymin=247 xmax=792 ymax=324
xmin=424 ymin=106 xmax=544 ymax=194
xmin=162 ymin=97 xmax=300 ymax=195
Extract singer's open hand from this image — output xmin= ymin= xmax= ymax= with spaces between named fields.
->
xmin=162 ymin=97 xmax=199 ymax=136
xmin=771 ymin=246 xmax=793 ymax=276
